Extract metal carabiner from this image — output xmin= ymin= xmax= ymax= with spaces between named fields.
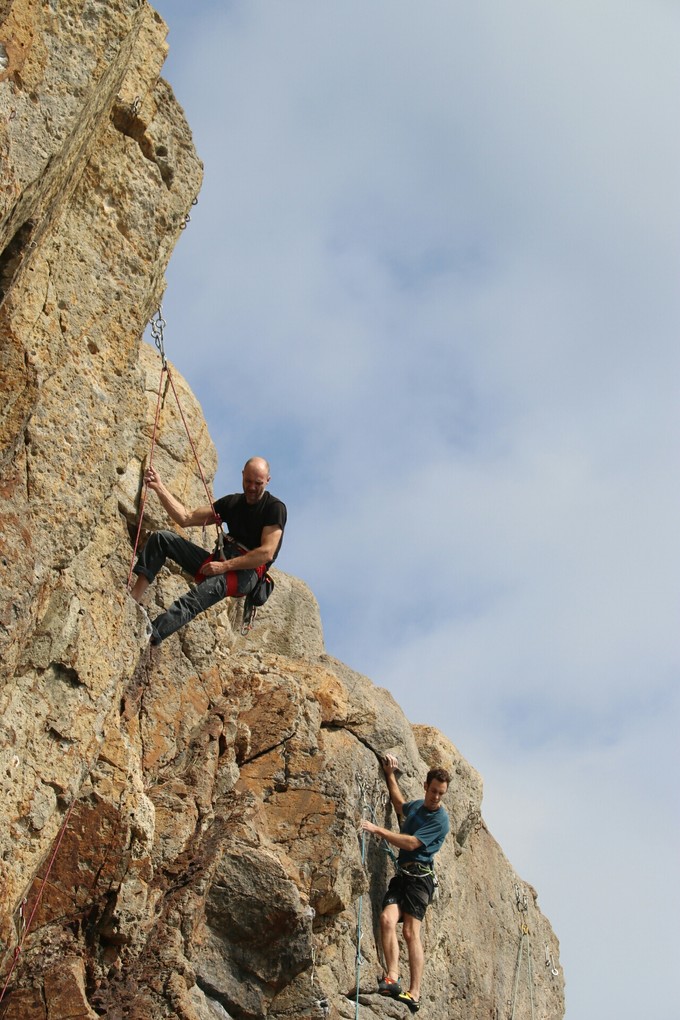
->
xmin=545 ymin=944 xmax=559 ymax=976
xmin=150 ymin=309 xmax=167 ymax=367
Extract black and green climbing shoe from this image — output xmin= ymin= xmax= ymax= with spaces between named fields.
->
xmin=396 ymin=991 xmax=420 ymax=1013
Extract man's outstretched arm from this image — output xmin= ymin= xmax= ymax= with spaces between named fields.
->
xmin=360 ymin=818 xmax=423 ymax=851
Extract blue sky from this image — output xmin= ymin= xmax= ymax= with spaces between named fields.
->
xmin=149 ymin=3 xmax=679 ymax=1018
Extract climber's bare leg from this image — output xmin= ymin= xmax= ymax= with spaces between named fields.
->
xmin=129 ymin=575 xmax=150 ymax=603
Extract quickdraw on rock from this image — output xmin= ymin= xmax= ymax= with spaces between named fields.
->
xmin=180 ymin=196 xmax=198 ymax=230
xmin=544 ymin=943 xmax=559 ymax=977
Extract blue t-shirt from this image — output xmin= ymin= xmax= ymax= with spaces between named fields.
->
xmin=399 ymin=799 xmax=450 ymax=866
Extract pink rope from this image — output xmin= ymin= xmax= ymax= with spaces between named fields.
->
xmin=126 ymin=364 xmax=167 ymax=590
xmin=165 ymin=368 xmax=217 ymax=517
xmin=0 ymin=797 xmax=78 ymax=1004
xmin=127 ymin=327 xmax=221 ymax=592
xmin=166 ymin=368 xmax=220 ymax=538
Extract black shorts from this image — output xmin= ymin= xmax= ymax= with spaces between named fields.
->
xmin=382 ymin=871 xmax=435 ymax=922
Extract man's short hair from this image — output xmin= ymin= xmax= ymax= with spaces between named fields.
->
xmin=426 ymin=767 xmax=451 ymax=787
xmin=243 ymin=456 xmax=271 ymax=476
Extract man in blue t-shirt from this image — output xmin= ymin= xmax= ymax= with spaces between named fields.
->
xmin=361 ymin=754 xmax=451 ymax=1014
xmin=130 ymin=456 xmax=286 ymax=644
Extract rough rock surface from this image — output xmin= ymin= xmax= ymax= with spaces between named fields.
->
xmin=0 ymin=3 xmax=565 ymax=1019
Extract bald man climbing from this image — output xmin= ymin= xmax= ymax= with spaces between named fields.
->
xmin=129 ymin=456 xmax=286 ymax=645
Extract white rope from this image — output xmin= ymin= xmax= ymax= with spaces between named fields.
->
xmin=354 ymin=775 xmax=370 ymax=1019
xmin=509 ymin=883 xmax=536 ymax=1020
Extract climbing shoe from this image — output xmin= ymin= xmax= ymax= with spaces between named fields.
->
xmin=137 ymin=605 xmax=162 ymax=645
xmin=396 ymin=991 xmax=420 ymax=1013
xmin=378 ymin=976 xmax=402 ymax=997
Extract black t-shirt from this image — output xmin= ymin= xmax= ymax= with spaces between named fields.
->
xmin=213 ymin=491 xmax=287 ymax=563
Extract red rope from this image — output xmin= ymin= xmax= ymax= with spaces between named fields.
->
xmin=0 ymin=797 xmax=78 ymax=1004
xmin=166 ymin=367 xmax=218 ymax=520
xmin=127 ymin=324 xmax=220 ymax=589
xmin=126 ymin=363 xmax=168 ymax=590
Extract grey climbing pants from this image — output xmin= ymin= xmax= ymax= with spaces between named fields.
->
xmin=134 ymin=529 xmax=258 ymax=643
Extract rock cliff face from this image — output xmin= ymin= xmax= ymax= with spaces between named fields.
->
xmin=0 ymin=3 xmax=565 ymax=1019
